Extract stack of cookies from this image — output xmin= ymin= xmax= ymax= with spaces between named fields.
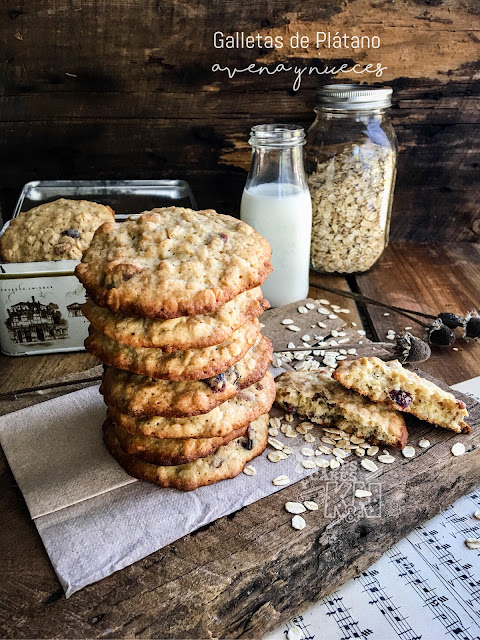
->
xmin=75 ymin=207 xmax=275 ymax=490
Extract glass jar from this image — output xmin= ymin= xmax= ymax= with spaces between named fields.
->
xmin=240 ymin=124 xmax=312 ymax=307
xmin=306 ymin=84 xmax=397 ymax=274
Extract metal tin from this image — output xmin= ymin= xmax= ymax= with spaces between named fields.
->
xmin=0 ymin=180 xmax=197 ymax=356
xmin=315 ymin=84 xmax=393 ymax=111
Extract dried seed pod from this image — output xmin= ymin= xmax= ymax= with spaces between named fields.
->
xmin=426 ymin=319 xmax=456 ymax=347
xmin=437 ymin=312 xmax=464 ymax=329
xmin=393 ymin=332 xmax=431 ymax=364
xmin=463 ymin=310 xmax=480 ymax=340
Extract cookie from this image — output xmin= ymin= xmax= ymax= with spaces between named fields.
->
xmin=333 ymin=357 xmax=470 ymax=433
xmin=82 ymin=287 xmax=269 ymax=351
xmin=113 ymin=421 xmax=249 ymax=466
xmin=85 ymin=319 xmax=260 ymax=380
xmin=0 ymin=199 xmax=115 ymax=263
xmin=275 ymin=369 xmax=409 ymax=449
xmin=100 ymin=335 xmax=273 ymax=417
xmin=108 ymin=371 xmax=275 ymax=439
xmin=75 ymin=207 xmax=272 ymax=318
xmin=103 ymin=414 xmax=269 ymax=490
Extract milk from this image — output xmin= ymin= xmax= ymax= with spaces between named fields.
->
xmin=241 ymin=182 xmax=312 ymax=307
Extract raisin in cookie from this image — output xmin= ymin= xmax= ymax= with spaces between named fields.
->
xmin=75 ymin=207 xmax=272 ymax=318
xmin=0 ymin=199 xmax=114 ymax=262
xmin=82 ymin=287 xmax=269 ymax=351
xmin=275 ymin=369 xmax=409 ymax=449
xmin=100 ymin=335 xmax=273 ymax=417
xmin=85 ymin=319 xmax=260 ymax=380
xmin=333 ymin=357 xmax=470 ymax=433
xmin=108 ymin=371 xmax=275 ymax=439
xmin=103 ymin=414 xmax=269 ymax=490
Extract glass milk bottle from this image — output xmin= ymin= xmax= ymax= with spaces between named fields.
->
xmin=240 ymin=124 xmax=312 ymax=307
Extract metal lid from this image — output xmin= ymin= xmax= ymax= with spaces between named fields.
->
xmin=249 ymin=124 xmax=306 ymax=148
xmin=316 ymin=84 xmax=392 ymax=111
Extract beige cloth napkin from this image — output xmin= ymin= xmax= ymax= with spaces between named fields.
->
xmin=0 ymin=372 xmax=320 ymax=596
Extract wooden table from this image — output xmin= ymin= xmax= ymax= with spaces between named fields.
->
xmin=0 ymin=242 xmax=479 ymax=639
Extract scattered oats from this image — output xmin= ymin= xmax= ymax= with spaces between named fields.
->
xmin=359 ymin=340 xmax=363 ymax=344
xmin=418 ymin=439 xmax=430 ymax=448
xmin=328 ymin=313 xmax=338 ymax=320
xmin=337 ymin=355 xmax=347 ymax=361
xmin=287 ymin=625 xmax=304 ymax=640
xmin=331 ymin=329 xmax=339 ymax=337
xmin=316 ymin=458 xmax=330 ymax=468
xmin=287 ymin=325 xmax=301 ymax=332
xmin=267 ymin=451 xmax=282 ymax=463
xmin=330 ymin=459 xmax=341 ymax=470
xmin=360 ymin=442 xmax=371 ymax=449
xmin=402 ymin=446 xmax=416 ymax=458
xmin=357 ymin=329 xmax=366 ymax=336
xmin=282 ymin=318 xmax=294 ymax=325
xmin=473 ymin=510 xmax=480 ymax=520
xmin=337 ymin=439 xmax=349 ymax=449
xmin=384 ymin=312 xmax=390 ymax=316
xmin=331 ymin=304 xmax=341 ymax=310
xmin=285 ymin=413 xmax=294 ymax=423
xmin=302 ymin=334 xmax=311 ymax=342
xmin=338 ymin=340 xmax=349 ymax=346
xmin=306 ymin=303 xmax=315 ymax=310
xmin=465 ymin=539 xmax=480 ymax=550
xmin=280 ymin=423 xmax=288 ymax=433
xmin=361 ymin=458 xmax=378 ymax=472
xmin=259 ymin=322 xmax=265 ymax=328
xmin=268 ymin=427 xmax=279 ymax=436
xmin=322 ymin=436 xmax=336 ymax=445
xmin=318 ymin=321 xmax=327 ymax=329
xmin=243 ymin=465 xmax=256 ymax=476
xmin=296 ymin=425 xmax=308 ymax=435
xmin=350 ymin=435 xmax=365 ymax=445
xmin=367 ymin=445 xmax=379 ymax=456
xmin=333 ymin=448 xmax=348 ymax=459
xmin=338 ymin=331 xmax=347 ymax=337
xmin=347 ymin=348 xmax=358 ymax=355
xmin=272 ymin=357 xmax=283 ymax=368
xmin=453 ymin=347 xmax=459 ymax=351
xmin=317 ymin=445 xmax=332 ymax=455
xmin=304 ymin=432 xmax=316 ymax=443
xmin=291 ymin=515 xmax=306 ymax=531
xmin=405 ymin=326 xmax=413 ymax=331
xmin=304 ymin=500 xmax=319 ymax=511
xmin=269 ymin=417 xmax=281 ymax=429
xmin=299 ymin=421 xmax=314 ymax=430
xmin=272 ymin=475 xmax=290 ymax=486
xmin=355 ymin=489 xmax=372 ymax=498
xmin=319 ymin=299 xmax=330 ymax=305
xmin=268 ymin=437 xmax=284 ymax=451
xmin=311 ymin=324 xmax=316 ymax=328
xmin=378 ymin=454 xmax=395 ymax=464
xmin=298 ymin=305 xmax=308 ymax=314
xmin=318 ymin=308 xmax=330 ymax=315
xmin=285 ymin=502 xmax=306 ymax=514
xmin=288 ymin=342 xmax=296 ymax=349
xmin=355 ymin=447 xmax=366 ymax=457
xmin=284 ymin=426 xmax=297 ymax=438
xmin=352 ymin=322 xmax=357 ymax=327
xmin=301 ymin=447 xmax=315 ymax=457
xmin=451 ymin=442 xmax=466 ymax=457
xmin=302 ymin=459 xmax=317 ymax=469
xmin=340 ymin=308 xmax=350 ymax=314
xmin=282 ymin=446 xmax=293 ymax=455
xmin=386 ymin=334 xmax=395 ymax=340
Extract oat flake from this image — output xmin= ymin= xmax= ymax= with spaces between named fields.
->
xmin=291 ymin=515 xmax=306 ymax=531
xmin=451 ymin=442 xmax=466 ymax=457
xmin=285 ymin=502 xmax=306 ymax=514
xmin=243 ymin=465 xmax=256 ymax=476
xmin=272 ymin=475 xmax=290 ymax=486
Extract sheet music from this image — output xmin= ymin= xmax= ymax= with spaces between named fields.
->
xmin=265 ymin=377 xmax=480 ymax=640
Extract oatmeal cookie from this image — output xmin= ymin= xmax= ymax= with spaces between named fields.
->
xmin=108 ymin=371 xmax=275 ymax=439
xmin=275 ymin=369 xmax=408 ymax=449
xmin=82 ymin=287 xmax=269 ymax=350
xmin=85 ymin=319 xmax=260 ymax=380
xmin=75 ymin=207 xmax=272 ymax=318
xmin=103 ymin=414 xmax=269 ymax=490
xmin=113 ymin=421 xmax=249 ymax=466
xmin=0 ymin=199 xmax=114 ymax=262
xmin=100 ymin=335 xmax=273 ymax=417
xmin=333 ymin=357 xmax=470 ymax=433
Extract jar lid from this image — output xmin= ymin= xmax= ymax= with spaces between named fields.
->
xmin=316 ymin=84 xmax=393 ymax=111
xmin=249 ymin=124 xmax=306 ymax=148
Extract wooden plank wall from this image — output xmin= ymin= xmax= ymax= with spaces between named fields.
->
xmin=1 ymin=0 xmax=479 ymax=241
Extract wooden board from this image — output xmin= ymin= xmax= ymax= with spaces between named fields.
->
xmin=1 ymin=0 xmax=479 ymax=241
xmin=0 ymin=299 xmax=479 ymax=638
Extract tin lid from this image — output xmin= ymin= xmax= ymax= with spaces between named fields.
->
xmin=316 ymin=84 xmax=393 ymax=111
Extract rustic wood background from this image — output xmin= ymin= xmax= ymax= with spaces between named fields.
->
xmin=1 ymin=0 xmax=479 ymax=241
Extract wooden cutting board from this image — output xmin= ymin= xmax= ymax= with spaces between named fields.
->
xmin=0 ymin=299 xmax=478 ymax=640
